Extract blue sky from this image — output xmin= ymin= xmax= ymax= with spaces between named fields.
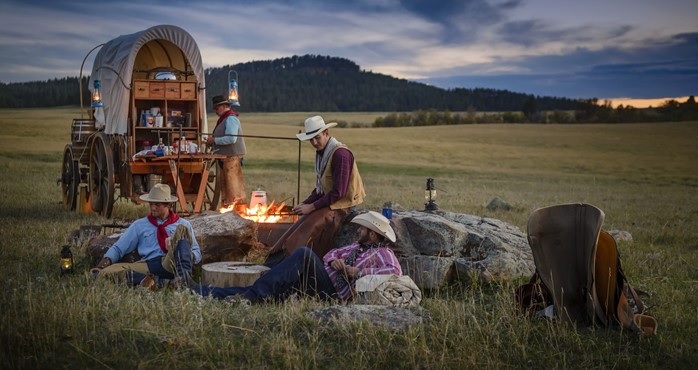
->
xmin=0 ymin=0 xmax=696 ymax=102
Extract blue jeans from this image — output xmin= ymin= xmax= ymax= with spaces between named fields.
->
xmin=195 ymin=247 xmax=337 ymax=303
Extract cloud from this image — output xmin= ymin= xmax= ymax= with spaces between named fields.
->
xmin=0 ymin=0 xmax=695 ymax=100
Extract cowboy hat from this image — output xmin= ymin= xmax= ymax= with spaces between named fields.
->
xmin=139 ymin=183 xmax=178 ymax=203
xmin=211 ymin=95 xmax=231 ymax=108
xmin=351 ymin=211 xmax=396 ymax=242
xmin=296 ymin=115 xmax=337 ymax=141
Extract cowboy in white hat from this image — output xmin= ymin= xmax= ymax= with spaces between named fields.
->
xmin=192 ymin=210 xmax=401 ymax=303
xmin=264 ymin=115 xmax=366 ymax=268
xmin=206 ymin=95 xmax=246 ymax=207
xmin=90 ymin=184 xmax=201 ymax=289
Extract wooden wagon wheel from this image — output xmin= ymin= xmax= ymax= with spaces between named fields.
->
xmin=203 ymin=160 xmax=221 ymax=210
xmin=89 ymin=133 xmax=115 ymax=218
xmin=60 ymin=144 xmax=79 ymax=211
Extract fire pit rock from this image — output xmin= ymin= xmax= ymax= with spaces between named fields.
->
xmin=333 ymin=209 xmax=534 ymax=290
xmin=188 ymin=211 xmax=260 ymax=264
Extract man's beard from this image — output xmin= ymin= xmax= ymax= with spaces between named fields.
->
xmin=357 ymin=232 xmax=370 ymax=244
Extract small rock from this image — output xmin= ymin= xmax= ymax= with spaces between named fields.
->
xmin=486 ymin=197 xmax=512 ymax=211
xmin=608 ymin=229 xmax=633 ymax=242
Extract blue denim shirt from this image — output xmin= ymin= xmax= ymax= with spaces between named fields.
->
xmin=104 ymin=216 xmax=201 ymax=264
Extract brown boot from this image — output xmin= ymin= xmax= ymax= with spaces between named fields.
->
xmin=139 ymin=273 xmax=158 ymax=291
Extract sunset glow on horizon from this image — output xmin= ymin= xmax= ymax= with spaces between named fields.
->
xmin=605 ymin=96 xmax=693 ymax=108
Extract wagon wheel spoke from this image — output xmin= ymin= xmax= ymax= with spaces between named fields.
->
xmin=61 ymin=145 xmax=79 ymax=211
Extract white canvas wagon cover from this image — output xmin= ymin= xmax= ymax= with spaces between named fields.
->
xmin=88 ymin=25 xmax=208 ymax=135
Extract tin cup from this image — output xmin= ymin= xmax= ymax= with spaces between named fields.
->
xmin=382 ymin=207 xmax=393 ymax=220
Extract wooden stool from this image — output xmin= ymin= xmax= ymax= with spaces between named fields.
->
xmin=201 ymin=262 xmax=270 ymax=287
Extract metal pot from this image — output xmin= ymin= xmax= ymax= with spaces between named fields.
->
xmin=249 ymin=190 xmax=267 ymax=208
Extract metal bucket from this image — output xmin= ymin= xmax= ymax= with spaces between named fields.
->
xmin=71 ymin=119 xmax=96 ymax=163
xmin=249 ymin=190 xmax=268 ymax=209
xmin=147 ymin=174 xmax=162 ymax=191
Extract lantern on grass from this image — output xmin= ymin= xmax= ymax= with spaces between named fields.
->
xmin=228 ymin=70 xmax=240 ymax=106
xmin=425 ymin=178 xmax=438 ymax=211
xmin=91 ymin=79 xmax=103 ymax=108
xmin=60 ymin=245 xmax=74 ymax=275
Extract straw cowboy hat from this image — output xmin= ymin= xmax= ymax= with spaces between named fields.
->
xmin=211 ymin=95 xmax=231 ymax=108
xmin=296 ymin=115 xmax=337 ymax=141
xmin=351 ymin=211 xmax=396 ymax=242
xmin=139 ymin=183 xmax=178 ymax=203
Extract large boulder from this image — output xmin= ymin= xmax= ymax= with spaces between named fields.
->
xmin=334 ymin=209 xmax=534 ymax=289
xmin=188 ymin=211 xmax=259 ymax=264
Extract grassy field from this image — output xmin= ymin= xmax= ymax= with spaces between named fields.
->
xmin=1 ymin=107 xmax=697 ymax=368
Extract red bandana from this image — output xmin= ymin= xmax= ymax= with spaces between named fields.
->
xmin=215 ymin=109 xmax=239 ymax=129
xmin=147 ymin=212 xmax=180 ymax=253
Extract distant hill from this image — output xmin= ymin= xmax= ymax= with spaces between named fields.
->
xmin=0 ymin=54 xmax=581 ymax=112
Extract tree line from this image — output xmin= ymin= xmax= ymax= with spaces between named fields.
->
xmin=0 ymin=55 xmax=696 ymax=123
xmin=371 ymin=95 xmax=698 ymax=127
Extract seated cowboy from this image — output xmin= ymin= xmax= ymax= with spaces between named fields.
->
xmin=90 ymin=184 xmax=201 ymax=287
xmin=193 ymin=211 xmax=401 ymax=304
xmin=264 ymin=115 xmax=365 ymax=268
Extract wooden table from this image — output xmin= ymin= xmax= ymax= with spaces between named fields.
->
xmin=132 ymin=153 xmax=226 ymax=213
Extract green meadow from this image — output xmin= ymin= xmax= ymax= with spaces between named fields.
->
xmin=1 ymin=107 xmax=696 ymax=368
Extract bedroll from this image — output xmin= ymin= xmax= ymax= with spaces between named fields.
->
xmin=516 ymin=203 xmax=657 ymax=336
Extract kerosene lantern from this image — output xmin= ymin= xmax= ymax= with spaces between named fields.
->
xmin=91 ymin=79 xmax=103 ymax=108
xmin=60 ymin=245 xmax=74 ymax=275
xmin=425 ymin=178 xmax=438 ymax=211
xmin=228 ymin=70 xmax=240 ymax=107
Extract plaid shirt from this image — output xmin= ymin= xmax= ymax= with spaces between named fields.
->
xmin=323 ymin=241 xmax=402 ymax=301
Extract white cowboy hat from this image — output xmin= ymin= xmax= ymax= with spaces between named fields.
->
xmin=296 ymin=115 xmax=337 ymax=141
xmin=351 ymin=211 xmax=396 ymax=242
xmin=139 ymin=183 xmax=178 ymax=203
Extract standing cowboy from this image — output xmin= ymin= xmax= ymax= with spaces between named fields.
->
xmin=207 ymin=95 xmax=246 ymax=206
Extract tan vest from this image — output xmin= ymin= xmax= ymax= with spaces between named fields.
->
xmin=321 ymin=146 xmax=365 ymax=210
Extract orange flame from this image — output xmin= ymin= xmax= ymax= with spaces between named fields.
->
xmin=220 ymin=200 xmax=288 ymax=223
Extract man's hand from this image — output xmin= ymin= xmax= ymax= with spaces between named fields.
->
xmin=330 ymin=259 xmax=360 ymax=279
xmin=90 ymin=257 xmax=112 ymax=277
xmin=330 ymin=259 xmax=347 ymax=272
xmin=206 ymin=137 xmax=215 ymax=145
xmin=292 ymin=203 xmax=315 ymax=215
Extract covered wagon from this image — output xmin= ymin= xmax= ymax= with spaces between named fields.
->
xmin=59 ymin=25 xmax=223 ymax=218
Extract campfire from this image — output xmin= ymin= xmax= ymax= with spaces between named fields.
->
xmin=219 ymin=201 xmax=298 ymax=223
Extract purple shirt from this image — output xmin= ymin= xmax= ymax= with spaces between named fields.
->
xmin=323 ymin=242 xmax=402 ymax=301
xmin=305 ymin=147 xmax=354 ymax=210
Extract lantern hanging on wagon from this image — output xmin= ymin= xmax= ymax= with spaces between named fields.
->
xmin=228 ymin=70 xmax=240 ymax=106
xmin=91 ymin=79 xmax=104 ymax=108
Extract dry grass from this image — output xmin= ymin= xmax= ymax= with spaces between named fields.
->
xmin=1 ymin=107 xmax=697 ymax=368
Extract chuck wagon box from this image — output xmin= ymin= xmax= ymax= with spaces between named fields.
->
xmin=60 ymin=25 xmax=223 ymax=218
